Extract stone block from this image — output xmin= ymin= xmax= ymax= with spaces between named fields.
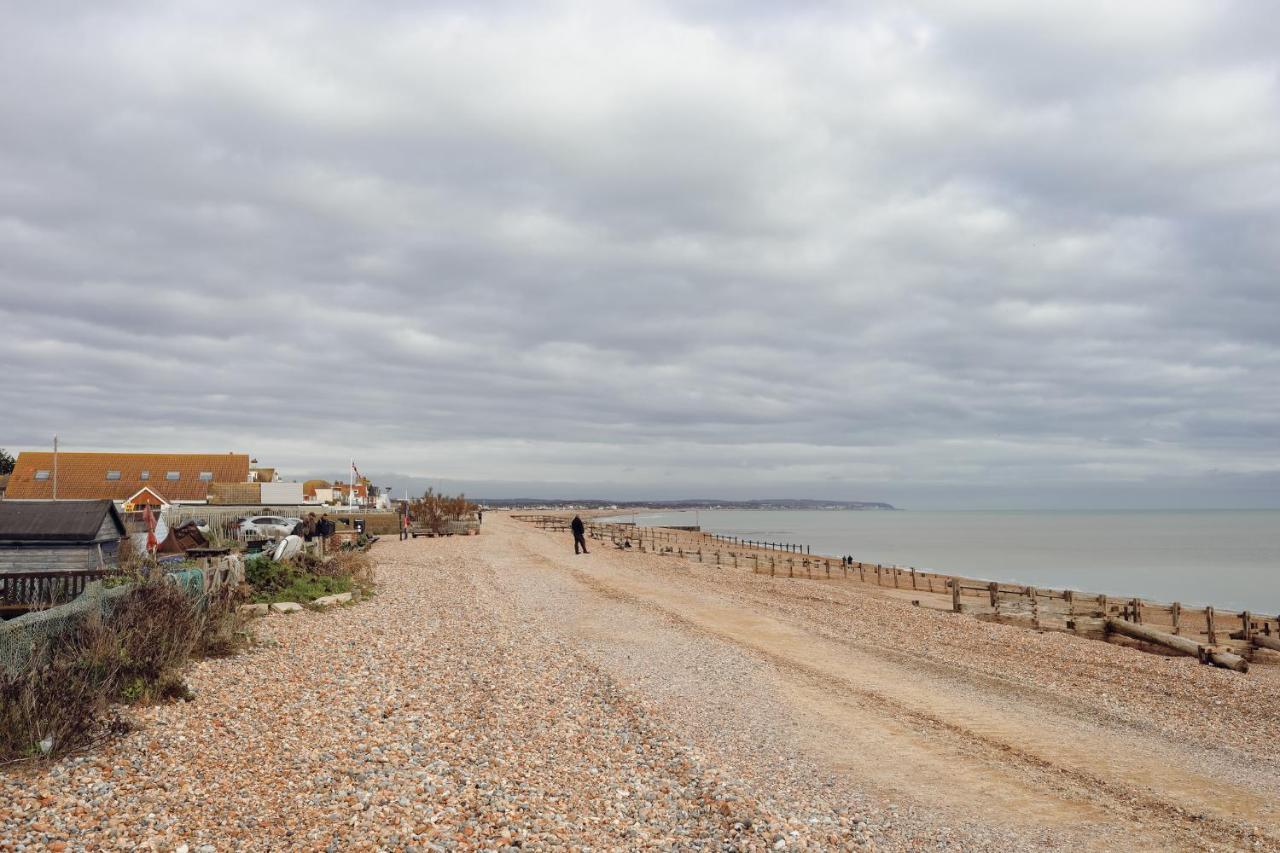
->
xmin=312 ymin=592 xmax=354 ymax=608
xmin=269 ymin=601 xmax=304 ymax=614
xmin=238 ymin=603 xmax=270 ymax=617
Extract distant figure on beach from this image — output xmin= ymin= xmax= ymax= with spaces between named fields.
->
xmin=477 ymin=509 xmax=483 ymax=525
xmin=400 ymin=512 xmax=409 ymax=541
xmin=571 ymin=515 xmax=589 ymax=554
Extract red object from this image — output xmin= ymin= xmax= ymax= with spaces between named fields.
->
xmin=143 ymin=504 xmax=158 ymax=553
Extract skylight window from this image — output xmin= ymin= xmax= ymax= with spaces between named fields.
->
xmin=198 ymin=471 xmax=213 ymax=481
xmin=166 ymin=471 xmax=180 ymax=481
xmin=34 ymin=470 xmax=50 ymax=480
xmin=106 ymin=471 xmax=121 ymax=480
xmin=140 ymin=471 xmax=150 ymax=481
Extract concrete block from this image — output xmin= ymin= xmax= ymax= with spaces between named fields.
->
xmin=312 ymin=592 xmax=354 ymax=608
xmin=269 ymin=601 xmax=304 ymax=614
xmin=239 ymin=603 xmax=270 ymax=617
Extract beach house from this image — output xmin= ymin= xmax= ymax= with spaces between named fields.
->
xmin=4 ymin=452 xmax=252 ymax=505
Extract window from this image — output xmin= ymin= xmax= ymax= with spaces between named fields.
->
xmin=140 ymin=471 xmax=150 ymax=481
xmin=165 ymin=471 xmax=180 ymax=481
xmin=34 ymin=470 xmax=50 ymax=480
xmin=106 ymin=471 xmax=121 ymax=480
xmin=198 ymin=471 xmax=214 ymax=481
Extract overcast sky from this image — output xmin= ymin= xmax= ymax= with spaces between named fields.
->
xmin=2 ymin=1 xmax=1278 ymax=507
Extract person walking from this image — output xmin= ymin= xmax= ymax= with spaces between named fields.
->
xmin=571 ymin=515 xmax=589 ymax=555
xmin=400 ymin=510 xmax=410 ymax=541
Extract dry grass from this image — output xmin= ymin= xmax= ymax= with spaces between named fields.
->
xmin=0 ymin=579 xmax=246 ymax=763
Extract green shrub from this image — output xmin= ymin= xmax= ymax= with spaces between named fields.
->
xmin=244 ymin=556 xmax=353 ymax=604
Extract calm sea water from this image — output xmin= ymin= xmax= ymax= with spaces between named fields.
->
xmin=603 ymin=510 xmax=1280 ymax=612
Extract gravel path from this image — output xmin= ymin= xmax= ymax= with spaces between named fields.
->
xmin=3 ymin=515 xmax=1278 ymax=851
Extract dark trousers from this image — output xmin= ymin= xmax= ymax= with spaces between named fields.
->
xmin=574 ymin=532 xmax=589 ymax=554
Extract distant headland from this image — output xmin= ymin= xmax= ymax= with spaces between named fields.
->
xmin=478 ymin=498 xmax=897 ymax=511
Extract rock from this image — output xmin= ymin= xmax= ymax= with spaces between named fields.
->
xmin=239 ymin=603 xmax=270 ymax=617
xmin=270 ymin=602 xmax=304 ymax=614
xmin=312 ymin=593 xmax=354 ymax=608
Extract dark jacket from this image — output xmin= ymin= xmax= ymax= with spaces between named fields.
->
xmin=571 ymin=516 xmax=585 ymax=536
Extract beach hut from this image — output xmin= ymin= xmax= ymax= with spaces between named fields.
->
xmin=0 ymin=500 xmax=127 ymax=573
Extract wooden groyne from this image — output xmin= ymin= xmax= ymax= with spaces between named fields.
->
xmin=512 ymin=512 xmax=1278 ymax=673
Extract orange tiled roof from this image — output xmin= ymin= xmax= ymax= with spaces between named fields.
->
xmin=5 ymin=452 xmax=250 ymax=502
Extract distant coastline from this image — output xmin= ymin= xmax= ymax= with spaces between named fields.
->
xmin=480 ymin=498 xmax=896 ymax=511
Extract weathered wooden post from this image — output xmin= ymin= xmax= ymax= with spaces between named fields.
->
xmin=951 ymin=578 xmax=961 ymax=613
xmin=989 ymin=582 xmax=999 ymax=611
xmin=770 ymin=556 xmax=776 ymax=577
xmin=876 ymin=564 xmax=882 ymax=586
xmin=893 ymin=567 xmax=900 ymax=588
xmin=910 ymin=568 xmax=917 ymax=590
xmin=1206 ymin=606 xmax=1217 ymax=644
xmin=1063 ymin=589 xmax=1073 ymax=617
xmin=1242 ymin=611 xmax=1253 ymax=643
xmin=825 ymin=558 xmax=830 ymax=578
xmin=859 ymin=563 xmax=865 ymax=582
xmin=788 ymin=558 xmax=794 ymax=578
xmin=1029 ymin=587 xmax=1040 ymax=629
xmin=1171 ymin=602 xmax=1181 ymax=635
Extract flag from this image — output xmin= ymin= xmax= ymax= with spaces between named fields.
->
xmin=143 ymin=504 xmax=158 ymax=553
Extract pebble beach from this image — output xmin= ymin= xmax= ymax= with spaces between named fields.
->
xmin=3 ymin=514 xmax=1280 ymax=851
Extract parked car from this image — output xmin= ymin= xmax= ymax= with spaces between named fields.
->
xmin=238 ymin=515 xmax=301 ymax=539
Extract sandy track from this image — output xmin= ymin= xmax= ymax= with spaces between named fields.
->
xmin=487 ymin=514 xmax=1280 ymax=851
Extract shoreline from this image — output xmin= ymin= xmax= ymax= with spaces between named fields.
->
xmin=518 ymin=511 xmax=1280 ymax=673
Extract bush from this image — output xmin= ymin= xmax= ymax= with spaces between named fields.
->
xmin=407 ymin=489 xmax=476 ymax=534
xmin=0 ymin=578 xmax=243 ymax=762
xmin=244 ymin=556 xmax=356 ymax=604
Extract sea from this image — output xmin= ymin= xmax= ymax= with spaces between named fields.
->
xmin=602 ymin=509 xmax=1280 ymax=613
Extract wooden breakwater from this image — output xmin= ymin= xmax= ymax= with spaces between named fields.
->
xmin=512 ymin=513 xmax=1278 ymax=672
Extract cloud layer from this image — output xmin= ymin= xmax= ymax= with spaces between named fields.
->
xmin=2 ymin=1 xmax=1278 ymax=505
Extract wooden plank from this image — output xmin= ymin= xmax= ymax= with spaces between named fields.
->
xmin=1106 ymin=618 xmax=1247 ymax=672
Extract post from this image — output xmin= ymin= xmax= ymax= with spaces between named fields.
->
xmin=1098 ymin=594 xmax=1108 ymax=617
xmin=788 ymin=558 xmax=794 ymax=578
xmin=859 ymin=563 xmax=865 ymax=583
xmin=1171 ymin=602 xmax=1181 ymax=635
xmin=1029 ymin=587 xmax=1040 ymax=629
xmin=1242 ymin=611 xmax=1253 ymax=642
xmin=1132 ymin=598 xmax=1143 ymax=624
xmin=876 ymin=564 xmax=882 ymax=585
xmin=989 ymin=582 xmax=998 ymax=609
xmin=951 ymin=578 xmax=961 ymax=613
xmin=770 ymin=556 xmax=775 ymax=577
xmin=910 ymin=567 xmax=917 ymax=590
xmin=1206 ymin=606 xmax=1217 ymax=645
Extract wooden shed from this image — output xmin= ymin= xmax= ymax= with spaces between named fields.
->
xmin=0 ymin=500 xmax=127 ymax=573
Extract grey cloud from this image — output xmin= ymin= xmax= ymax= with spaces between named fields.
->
xmin=1 ymin=1 xmax=1278 ymax=506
